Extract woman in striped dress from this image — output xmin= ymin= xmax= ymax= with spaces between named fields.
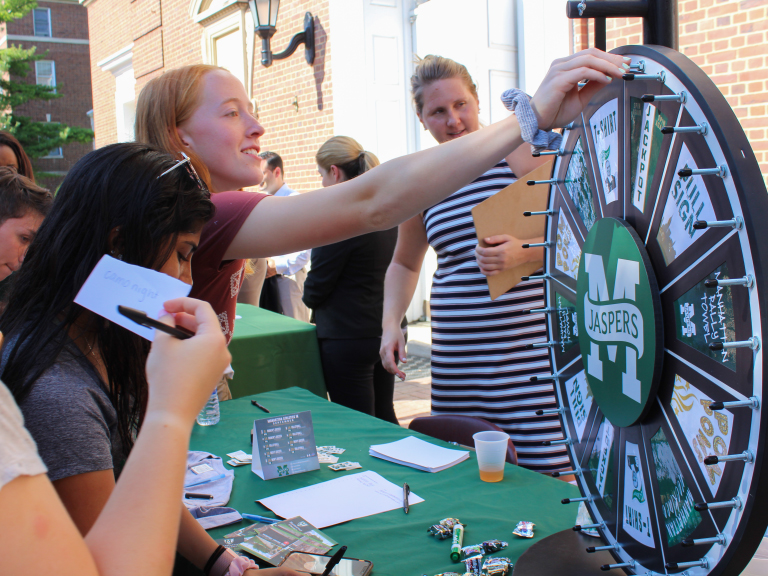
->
xmin=380 ymin=55 xmax=570 ymax=474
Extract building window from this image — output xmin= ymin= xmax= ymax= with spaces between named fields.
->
xmin=33 ymin=8 xmax=52 ymax=37
xmin=43 ymin=147 xmax=63 ymax=158
xmin=35 ymin=60 xmax=56 ymax=91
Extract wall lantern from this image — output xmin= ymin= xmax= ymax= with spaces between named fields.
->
xmin=248 ymin=0 xmax=315 ymax=68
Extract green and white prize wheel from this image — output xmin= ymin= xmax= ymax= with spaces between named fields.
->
xmin=536 ymin=45 xmax=768 ymax=575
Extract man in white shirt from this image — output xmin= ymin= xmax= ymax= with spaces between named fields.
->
xmin=258 ymin=151 xmax=311 ymax=322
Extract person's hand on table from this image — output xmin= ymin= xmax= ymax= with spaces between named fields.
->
xmin=530 ymin=48 xmax=628 ymax=130
xmin=144 ymin=297 xmax=231 ymax=425
xmin=380 ymin=321 xmax=407 ymax=380
xmin=265 ymin=258 xmax=278 ymax=278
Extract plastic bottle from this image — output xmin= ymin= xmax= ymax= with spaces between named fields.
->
xmin=196 ymin=389 xmax=220 ymax=426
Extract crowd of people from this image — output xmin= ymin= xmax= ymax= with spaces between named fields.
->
xmin=0 ymin=48 xmax=629 ymax=575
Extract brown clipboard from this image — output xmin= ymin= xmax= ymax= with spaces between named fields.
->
xmin=471 ymin=159 xmax=554 ymax=300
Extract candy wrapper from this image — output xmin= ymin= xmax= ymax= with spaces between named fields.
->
xmin=482 ymin=557 xmax=512 ymax=576
xmin=513 ymin=521 xmax=535 ymax=538
xmin=431 ymin=573 xmax=462 ymax=576
xmin=428 ymin=518 xmax=462 ymax=540
xmin=462 ymin=555 xmax=483 ymax=575
xmin=461 ymin=539 xmax=507 ymax=558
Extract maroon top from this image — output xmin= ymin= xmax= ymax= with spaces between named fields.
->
xmin=190 ymin=190 xmax=267 ymax=341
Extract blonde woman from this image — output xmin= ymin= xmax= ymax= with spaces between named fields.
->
xmin=134 ymin=50 xmax=625 ymax=360
xmin=302 ymin=136 xmax=402 ymax=424
xmin=379 ymin=55 xmax=576 ymax=474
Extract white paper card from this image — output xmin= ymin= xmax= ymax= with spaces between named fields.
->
xmin=74 ymin=255 xmax=191 ymax=341
xmin=258 ymin=471 xmax=424 ymax=528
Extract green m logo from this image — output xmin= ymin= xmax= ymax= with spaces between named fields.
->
xmin=577 ymin=219 xmax=663 ymax=427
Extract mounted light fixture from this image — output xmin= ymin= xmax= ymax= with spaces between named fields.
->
xmin=248 ymin=0 xmax=315 ymax=68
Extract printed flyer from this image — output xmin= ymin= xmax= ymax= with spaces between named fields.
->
xmin=673 ymin=262 xmax=736 ymax=370
xmin=588 ymin=417 xmax=615 ymax=509
xmin=670 ymin=375 xmax=732 ymax=495
xmin=623 ymin=441 xmax=656 ymax=548
xmin=590 ymin=99 xmax=619 ymax=204
xmin=565 ymin=370 xmax=593 ymax=442
xmin=565 ymin=137 xmax=597 ymax=231
xmin=656 ymin=143 xmax=716 ymax=266
xmin=629 ymin=98 xmax=668 ymax=213
xmin=554 ymin=291 xmax=578 ymax=354
xmin=555 ymin=211 xmax=581 ymax=280
xmin=651 ymin=428 xmax=702 ymax=547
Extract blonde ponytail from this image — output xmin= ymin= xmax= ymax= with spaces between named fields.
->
xmin=316 ymin=136 xmax=379 ymax=181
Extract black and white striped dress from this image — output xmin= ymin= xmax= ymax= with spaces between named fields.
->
xmin=424 ymin=160 xmax=570 ymax=473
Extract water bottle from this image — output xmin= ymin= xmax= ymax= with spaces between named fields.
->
xmin=196 ymin=389 xmax=220 ymax=426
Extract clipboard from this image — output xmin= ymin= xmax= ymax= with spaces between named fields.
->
xmin=471 ymin=159 xmax=554 ymax=300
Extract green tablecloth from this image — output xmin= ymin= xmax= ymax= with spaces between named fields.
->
xmin=190 ymin=387 xmax=580 ymax=576
xmin=228 ymin=304 xmax=326 ymax=399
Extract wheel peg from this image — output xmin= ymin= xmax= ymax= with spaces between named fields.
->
xmin=709 ymin=337 xmax=760 ymax=352
xmin=641 ymin=91 xmax=686 ymax=103
xmin=524 ymin=209 xmax=556 ymax=216
xmin=661 ymin=123 xmax=708 ymax=135
xmin=693 ymin=216 xmax=742 ymax=230
xmin=526 ymin=178 xmax=559 ymax=186
xmin=694 ymin=497 xmax=742 ymax=511
xmin=666 ymin=559 xmax=708 ymax=570
xmin=681 ymin=534 xmax=726 ymax=548
xmin=703 ymin=451 xmax=753 ymax=465
xmin=678 ymin=165 xmax=727 ymax=179
xmin=623 ymin=71 xmax=665 ymax=82
xmin=601 ymin=561 xmax=634 ymax=571
xmin=704 ymin=274 xmax=752 ymax=288
xmin=707 ymin=397 xmax=759 ymax=411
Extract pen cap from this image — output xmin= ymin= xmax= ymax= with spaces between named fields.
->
xmin=450 ymin=550 xmax=461 ymax=562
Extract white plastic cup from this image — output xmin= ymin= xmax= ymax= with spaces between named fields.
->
xmin=473 ymin=431 xmax=509 ymax=482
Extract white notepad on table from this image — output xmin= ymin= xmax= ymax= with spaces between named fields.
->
xmin=369 ymin=436 xmax=470 ymax=473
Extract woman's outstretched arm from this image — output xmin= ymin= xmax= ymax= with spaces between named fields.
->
xmin=224 ymin=49 xmax=627 ymax=260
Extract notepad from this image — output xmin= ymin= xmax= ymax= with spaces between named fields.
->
xmin=369 ymin=436 xmax=470 ymax=473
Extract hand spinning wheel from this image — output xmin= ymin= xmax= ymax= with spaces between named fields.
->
xmin=531 ymin=45 xmax=768 ymax=575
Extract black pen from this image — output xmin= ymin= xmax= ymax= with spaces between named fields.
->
xmin=321 ymin=546 xmax=347 ymax=576
xmin=118 ymin=306 xmax=195 ymax=339
xmin=403 ymin=482 xmax=410 ymax=514
xmin=185 ymin=492 xmax=213 ymax=499
xmin=251 ymin=400 xmax=270 ymax=413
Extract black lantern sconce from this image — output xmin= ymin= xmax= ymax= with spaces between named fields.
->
xmin=248 ymin=0 xmax=315 ymax=68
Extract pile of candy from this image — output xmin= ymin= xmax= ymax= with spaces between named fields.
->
xmin=513 ymin=521 xmax=534 ymax=538
xmin=428 ymin=517 xmax=463 ymax=540
xmin=460 ymin=539 xmax=507 ymax=558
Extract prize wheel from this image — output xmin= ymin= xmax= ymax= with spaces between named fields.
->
xmin=539 ymin=45 xmax=768 ymax=575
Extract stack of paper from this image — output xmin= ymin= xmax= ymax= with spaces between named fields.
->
xmin=369 ymin=436 xmax=469 ymax=472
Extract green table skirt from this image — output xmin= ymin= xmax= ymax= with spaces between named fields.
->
xmin=191 ymin=388 xmax=580 ymax=576
xmin=228 ymin=304 xmax=326 ymax=399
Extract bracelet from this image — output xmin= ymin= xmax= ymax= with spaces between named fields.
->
xmin=500 ymin=89 xmax=563 ymax=153
xmin=204 ymin=545 xmax=228 ymax=576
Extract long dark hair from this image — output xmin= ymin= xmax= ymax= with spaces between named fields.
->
xmin=0 ymin=131 xmax=35 ymax=181
xmin=0 ymin=142 xmax=215 ymax=456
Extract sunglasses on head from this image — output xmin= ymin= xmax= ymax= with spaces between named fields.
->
xmin=158 ymin=152 xmax=209 ymax=194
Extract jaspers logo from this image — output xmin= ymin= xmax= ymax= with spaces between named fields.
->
xmin=576 ymin=219 xmax=662 ymax=428
xmin=584 ymin=253 xmax=643 ymax=403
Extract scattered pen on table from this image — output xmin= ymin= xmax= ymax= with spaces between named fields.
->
xmin=184 ymin=493 xmax=213 ymax=499
xmin=321 ymin=545 xmax=347 ymax=576
xmin=242 ymin=513 xmax=279 ymax=524
xmin=403 ymin=482 xmax=410 ymax=514
xmin=251 ymin=400 xmax=270 ymax=413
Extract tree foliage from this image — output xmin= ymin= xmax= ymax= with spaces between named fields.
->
xmin=0 ymin=0 xmax=93 ymax=159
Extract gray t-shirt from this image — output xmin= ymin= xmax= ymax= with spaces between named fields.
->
xmin=14 ymin=345 xmax=123 ymax=482
xmin=0 ymin=379 xmax=47 ymax=489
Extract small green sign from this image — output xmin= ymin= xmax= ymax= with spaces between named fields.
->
xmin=576 ymin=218 xmax=663 ymax=427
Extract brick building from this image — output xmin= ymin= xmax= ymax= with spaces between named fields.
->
xmin=572 ymin=0 xmax=768 ymax=186
xmin=0 ymin=0 xmax=93 ymax=187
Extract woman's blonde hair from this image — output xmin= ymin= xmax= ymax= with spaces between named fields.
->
xmin=410 ymin=55 xmax=478 ymax=115
xmin=135 ymin=64 xmax=223 ymax=191
xmin=315 ymin=136 xmax=379 ymax=181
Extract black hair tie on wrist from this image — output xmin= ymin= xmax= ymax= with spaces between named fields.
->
xmin=203 ymin=545 xmax=227 ymax=576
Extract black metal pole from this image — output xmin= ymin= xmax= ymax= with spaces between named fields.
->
xmin=594 ymin=17 xmax=607 ymax=51
xmin=565 ymin=1 xmax=647 ymax=18
xmin=644 ymin=0 xmax=678 ymax=49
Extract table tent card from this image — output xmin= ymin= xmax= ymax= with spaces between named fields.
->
xmin=252 ymin=411 xmax=319 ymax=480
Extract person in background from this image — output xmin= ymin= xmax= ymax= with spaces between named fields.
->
xmin=0 ymin=131 xmax=35 ymax=181
xmin=0 ymin=143 xmax=293 ymax=576
xmin=0 ymin=132 xmax=38 ymax=302
xmin=0 ymin=297 xmax=305 ymax=576
xmin=258 ymin=151 xmax=310 ymax=322
xmin=0 ymin=167 xmax=52 ymax=283
xmin=380 ymin=55 xmax=571 ymax=475
xmin=303 ymin=137 xmax=401 ymax=424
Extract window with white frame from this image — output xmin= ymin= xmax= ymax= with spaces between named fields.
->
xmin=33 ymin=8 xmax=52 ymax=37
xmin=35 ymin=60 xmax=56 ymax=91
